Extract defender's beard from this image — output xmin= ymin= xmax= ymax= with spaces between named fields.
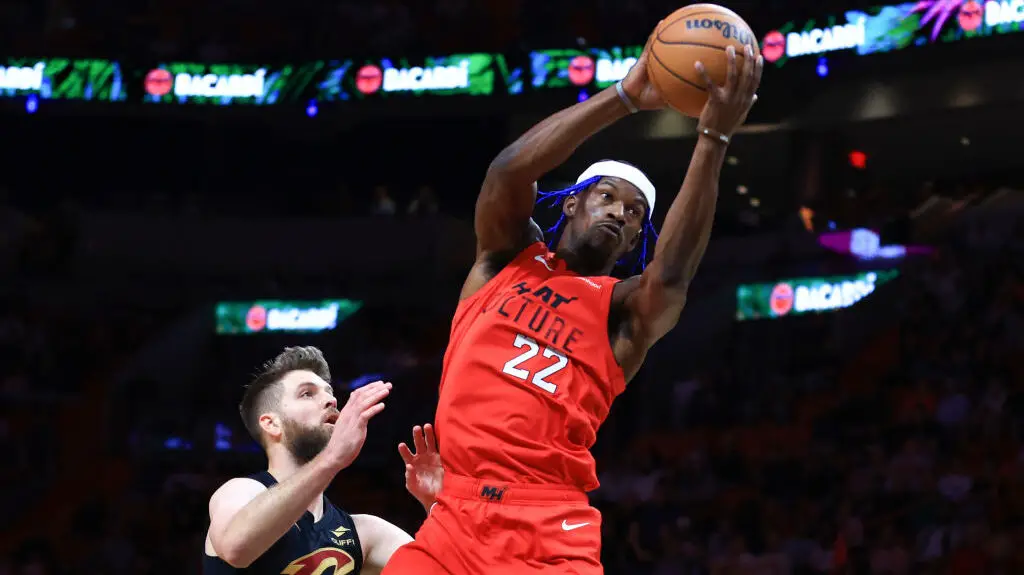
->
xmin=281 ymin=418 xmax=331 ymax=465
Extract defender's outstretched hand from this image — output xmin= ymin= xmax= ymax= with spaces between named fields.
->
xmin=323 ymin=381 xmax=391 ymax=472
xmin=695 ymin=44 xmax=763 ymax=138
xmin=398 ymin=424 xmax=443 ymax=512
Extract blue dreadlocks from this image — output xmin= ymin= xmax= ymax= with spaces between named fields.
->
xmin=536 ymin=176 xmax=660 ymax=273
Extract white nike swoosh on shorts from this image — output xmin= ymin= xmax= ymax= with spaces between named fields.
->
xmin=561 ymin=520 xmax=590 ymax=531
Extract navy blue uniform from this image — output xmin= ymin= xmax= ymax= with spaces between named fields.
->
xmin=204 ymin=471 xmax=364 ymax=575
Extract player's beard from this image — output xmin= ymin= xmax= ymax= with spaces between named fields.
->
xmin=281 ymin=417 xmax=332 ymax=465
xmin=568 ymin=229 xmax=621 ymax=276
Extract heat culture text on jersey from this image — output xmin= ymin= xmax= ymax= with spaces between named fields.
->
xmin=436 ymin=243 xmax=625 ymax=491
xmin=483 ymin=280 xmax=583 ymax=356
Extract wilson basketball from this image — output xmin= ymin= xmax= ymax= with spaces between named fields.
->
xmin=648 ymin=4 xmax=759 ymax=118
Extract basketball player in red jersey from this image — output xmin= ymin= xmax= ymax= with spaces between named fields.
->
xmin=384 ymin=44 xmax=762 ymax=574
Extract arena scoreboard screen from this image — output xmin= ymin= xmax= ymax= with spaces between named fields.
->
xmin=142 ymin=62 xmax=328 ymax=105
xmin=735 ymin=270 xmax=899 ymax=321
xmin=760 ymin=1 xmax=1024 ymax=67
xmin=341 ymin=53 xmax=522 ymax=99
xmin=0 ymin=58 xmax=127 ymax=101
xmin=3 ymin=4 xmax=1023 ymax=109
xmin=215 ymin=300 xmax=363 ymax=334
xmin=528 ymin=46 xmax=643 ymax=90
xmin=140 ymin=53 xmax=519 ymax=106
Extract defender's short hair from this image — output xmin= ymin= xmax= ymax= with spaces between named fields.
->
xmin=239 ymin=346 xmax=332 ymax=446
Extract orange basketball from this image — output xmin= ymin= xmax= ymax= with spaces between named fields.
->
xmin=648 ymin=4 xmax=759 ymax=118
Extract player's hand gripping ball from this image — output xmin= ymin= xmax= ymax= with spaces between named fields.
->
xmin=622 ymin=3 xmax=762 ymax=132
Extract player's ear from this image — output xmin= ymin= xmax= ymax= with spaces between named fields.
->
xmin=562 ymin=194 xmax=579 ymax=218
xmin=259 ymin=413 xmax=281 ymax=439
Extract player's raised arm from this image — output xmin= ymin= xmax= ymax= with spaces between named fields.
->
xmin=626 ymin=45 xmax=762 ymax=344
xmin=474 ymin=80 xmax=657 ymax=259
xmin=464 ymin=42 xmax=667 ymax=301
xmin=206 ymin=382 xmax=391 ymax=568
xmin=475 ymin=90 xmax=625 ymax=258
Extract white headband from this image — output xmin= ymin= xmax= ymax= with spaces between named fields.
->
xmin=576 ymin=160 xmax=656 ymax=215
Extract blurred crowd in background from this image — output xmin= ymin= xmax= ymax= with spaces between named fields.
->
xmin=593 ymin=207 xmax=1024 ymax=574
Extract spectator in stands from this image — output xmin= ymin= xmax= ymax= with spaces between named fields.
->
xmin=370 ymin=185 xmax=397 ymax=216
xmin=407 ymin=185 xmax=439 ymax=216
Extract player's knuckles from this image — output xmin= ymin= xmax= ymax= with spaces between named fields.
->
xmin=362 ymin=388 xmax=387 ymax=402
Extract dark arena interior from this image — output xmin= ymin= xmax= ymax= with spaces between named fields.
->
xmin=2 ymin=0 xmax=1024 ymax=573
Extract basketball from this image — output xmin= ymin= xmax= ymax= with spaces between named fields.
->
xmin=648 ymin=4 xmax=759 ymax=118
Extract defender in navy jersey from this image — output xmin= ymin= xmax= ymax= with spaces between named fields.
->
xmin=204 ymin=346 xmax=443 ymax=575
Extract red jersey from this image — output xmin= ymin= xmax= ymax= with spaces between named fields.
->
xmin=436 ymin=242 xmax=627 ymax=492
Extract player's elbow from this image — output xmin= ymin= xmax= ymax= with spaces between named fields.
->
xmin=488 ymin=141 xmax=518 ymax=171
xmin=211 ymin=535 xmax=256 ymax=568
xmin=483 ymin=160 xmax=515 ymax=191
xmin=486 ymin=143 xmax=532 ymax=184
xmin=221 ymin=554 xmax=253 ymax=569
xmin=219 ymin=547 xmax=255 ymax=569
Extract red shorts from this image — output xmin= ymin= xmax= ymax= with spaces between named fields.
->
xmin=382 ymin=474 xmax=603 ymax=575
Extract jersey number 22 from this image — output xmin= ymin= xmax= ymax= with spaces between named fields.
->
xmin=501 ymin=333 xmax=568 ymax=394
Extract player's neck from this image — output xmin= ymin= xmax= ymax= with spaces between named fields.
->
xmin=555 ymin=246 xmax=613 ymax=277
xmin=266 ymin=449 xmax=310 ymax=483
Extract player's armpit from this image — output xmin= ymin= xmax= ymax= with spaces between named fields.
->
xmin=459 ymin=219 xmax=544 ymax=300
xmin=613 ymin=254 xmax=694 ymax=372
xmin=351 ymin=514 xmax=414 ymax=575
xmin=617 ymin=273 xmax=688 ymax=352
xmin=206 ymin=478 xmax=268 ymax=564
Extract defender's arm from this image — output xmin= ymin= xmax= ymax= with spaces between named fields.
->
xmin=352 ymin=514 xmax=415 ymax=575
xmin=206 ymin=459 xmax=338 ymax=568
xmin=207 ymin=382 xmax=392 ymax=568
